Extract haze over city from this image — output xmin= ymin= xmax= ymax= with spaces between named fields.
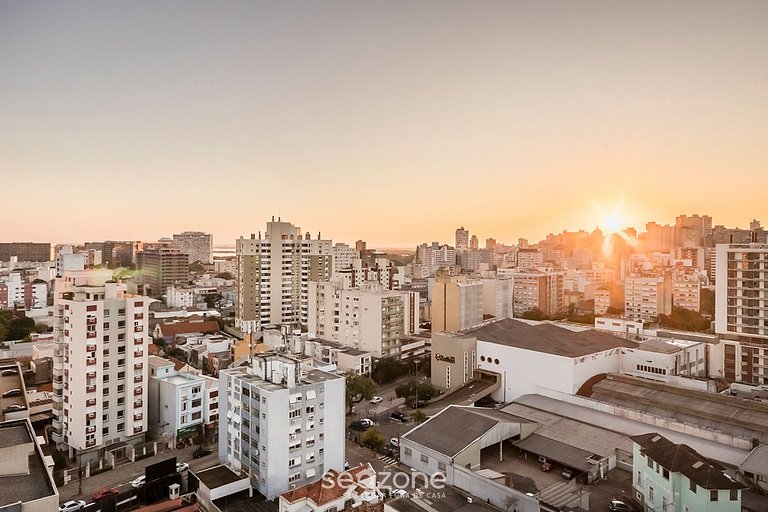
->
xmin=2 ymin=1 xmax=768 ymax=246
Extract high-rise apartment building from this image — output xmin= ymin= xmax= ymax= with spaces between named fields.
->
xmin=715 ymin=244 xmax=768 ymax=385
xmin=671 ymin=268 xmax=701 ymax=312
xmin=235 ymin=218 xmax=332 ymax=330
xmin=515 ymin=248 xmax=543 ymax=270
xmin=675 ymin=214 xmax=712 ymax=248
xmin=172 ymin=231 xmax=213 ymax=264
xmin=431 ymin=272 xmax=483 ymax=332
xmin=137 ymin=245 xmax=190 ymax=296
xmin=51 ymin=270 xmax=149 ymax=458
xmin=308 ymin=281 xmax=419 ymax=358
xmin=455 ymin=226 xmax=469 ymax=253
xmin=0 ymin=242 xmax=52 ymax=263
xmin=510 ymin=269 xmax=565 ymax=318
xmin=218 ymin=353 xmax=345 ymax=499
xmin=624 ymin=273 xmax=672 ymax=323
xmin=331 ymin=243 xmax=357 ymax=274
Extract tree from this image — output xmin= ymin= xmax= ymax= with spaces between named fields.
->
xmin=361 ymin=428 xmax=386 ymax=452
xmin=203 ymin=293 xmax=222 ymax=309
xmin=395 ymin=380 xmax=440 ymax=405
xmin=371 ymin=357 xmax=408 ymax=385
xmin=345 ymin=373 xmax=378 ymax=414
xmin=189 ymin=261 xmax=206 ymax=272
xmin=6 ymin=316 xmax=35 ymax=341
xmin=411 ymin=410 xmax=428 ymax=424
xmin=606 ymin=306 xmax=624 ymax=315
xmin=659 ymin=307 xmax=711 ymax=332
xmin=520 ymin=308 xmax=546 ymax=321
xmin=34 ymin=322 xmax=50 ymax=334
xmin=215 ymin=272 xmax=233 ymax=280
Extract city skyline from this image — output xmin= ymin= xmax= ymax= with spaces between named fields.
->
xmin=2 ymin=1 xmax=767 ymax=247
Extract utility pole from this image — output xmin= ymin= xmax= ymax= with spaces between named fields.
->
xmin=77 ymin=449 xmax=83 ymax=496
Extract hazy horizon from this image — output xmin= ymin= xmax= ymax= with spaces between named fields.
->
xmin=2 ymin=1 xmax=767 ymax=247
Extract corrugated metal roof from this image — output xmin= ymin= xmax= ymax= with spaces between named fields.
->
xmin=514 ymin=434 xmax=593 ymax=472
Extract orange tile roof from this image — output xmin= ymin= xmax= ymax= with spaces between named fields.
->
xmin=280 ymin=464 xmax=374 ymax=506
xmin=158 ymin=320 xmax=219 ymax=337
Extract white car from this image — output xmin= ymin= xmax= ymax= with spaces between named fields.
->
xmin=176 ymin=462 xmax=189 ymax=472
xmin=59 ymin=500 xmax=86 ymax=512
xmin=131 ymin=475 xmax=146 ymax=488
xmin=360 ymin=418 xmax=375 ymax=427
xmin=369 ymin=396 xmax=383 ymax=404
xmin=390 ymin=489 xmax=407 ymax=498
xmin=390 ymin=437 xmax=399 ymax=447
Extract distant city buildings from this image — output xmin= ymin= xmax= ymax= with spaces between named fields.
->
xmin=624 ymin=273 xmax=672 ymax=323
xmin=235 ymin=218 xmax=332 ymax=330
xmin=510 ymin=269 xmax=565 ymax=318
xmin=138 ymin=244 xmax=190 ymax=297
xmin=172 ymin=231 xmax=213 ymax=264
xmin=431 ymin=271 xmax=483 ymax=332
xmin=0 ymin=242 xmax=52 ymax=263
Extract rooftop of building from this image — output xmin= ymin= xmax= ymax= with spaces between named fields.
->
xmin=156 ymin=320 xmax=220 ymax=337
xmin=402 ymin=405 xmax=532 ymax=458
xmin=504 ymin=394 xmax=751 ymax=467
xmin=631 ymin=433 xmax=744 ymax=490
xmin=224 ymin=354 xmax=342 ymax=391
xmin=0 ymin=361 xmax=27 ymax=422
xmin=636 ymin=337 xmax=699 ymax=354
xmin=280 ymin=463 xmax=374 ymax=506
xmin=590 ymin=374 xmax=768 ymax=445
xmin=194 ymin=464 xmax=244 ymax=489
xmin=0 ymin=419 xmax=58 ymax=505
xmin=386 ymin=484 xmax=499 ymax=512
xmin=740 ymin=444 xmax=768 ymax=475
xmin=462 ymin=318 xmax=638 ymax=357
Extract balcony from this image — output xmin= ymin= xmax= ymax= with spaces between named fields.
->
xmin=134 ymin=400 xmax=143 ymax=408
xmin=86 ymin=331 xmax=97 ymax=339
xmin=134 ymin=387 xmax=143 ymax=396
xmin=134 ymin=313 xmax=144 ymax=320
xmin=53 ymin=380 xmax=63 ymax=391
xmin=86 ymin=398 xmax=97 ymax=407
xmin=86 ymin=425 xmax=96 ymax=434
xmin=52 ymin=394 xmax=62 ymax=404
xmin=86 ymin=385 xmax=96 ymax=394
xmin=86 ymin=358 xmax=97 ymax=366
xmin=86 ymin=412 xmax=96 ymax=420
xmin=133 ymin=426 xmax=143 ymax=434
xmin=134 ymin=325 xmax=144 ymax=333
xmin=86 ymin=344 xmax=97 ymax=352
xmin=52 ymin=419 xmax=62 ymax=430
xmin=87 ymin=318 xmax=97 ymax=325
xmin=50 ymin=432 xmax=63 ymax=444
xmin=134 ymin=413 xmax=143 ymax=421
xmin=134 ymin=338 xmax=143 ymax=345
xmin=87 ymin=371 xmax=96 ymax=378
xmin=86 ymin=439 xmax=96 ymax=447
xmin=134 ymin=363 xmax=143 ymax=370
xmin=134 ymin=351 xmax=143 ymax=358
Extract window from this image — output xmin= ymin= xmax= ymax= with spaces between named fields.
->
xmin=117 ymin=423 xmax=124 ymax=432
xmin=730 ymin=489 xmax=738 ymax=501
xmin=647 ymin=456 xmax=653 ymax=468
xmin=710 ymin=490 xmax=718 ymax=502
xmin=689 ymin=479 xmax=696 ymax=493
xmin=649 ymin=486 xmax=654 ymax=501
xmin=420 ymin=454 xmax=428 ymax=463
xmin=404 ymin=447 xmax=412 ymax=456
xmin=662 ymin=468 xmax=669 ymax=480
xmin=438 ymin=462 xmax=446 ymax=472
xmin=637 ymin=471 xmax=643 ymax=486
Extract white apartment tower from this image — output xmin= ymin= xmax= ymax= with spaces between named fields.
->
xmin=218 ymin=353 xmax=345 ymax=499
xmin=51 ymin=269 xmax=149 ymax=458
xmin=308 ymin=281 xmax=419 ymax=358
xmin=172 ymin=231 xmax=213 ymax=264
xmin=236 ymin=218 xmax=332 ymax=330
xmin=715 ymin=244 xmax=768 ymax=385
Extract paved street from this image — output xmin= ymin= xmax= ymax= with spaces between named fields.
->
xmin=57 ymin=444 xmax=220 ymax=504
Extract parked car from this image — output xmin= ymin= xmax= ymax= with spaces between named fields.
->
xmin=131 ymin=476 xmax=146 ymax=488
xmin=390 ymin=412 xmax=408 ymax=423
xmin=359 ymin=418 xmax=375 ymax=427
xmin=193 ymin=446 xmax=213 ymax=458
xmin=1 ymin=369 xmax=19 ymax=376
xmin=390 ymin=437 xmax=400 ymax=447
xmin=608 ymin=499 xmax=634 ymax=511
xmin=1 ymin=388 xmax=21 ymax=398
xmin=2 ymin=404 xmax=27 ymax=413
xmin=540 ymin=462 xmax=552 ymax=472
xmin=390 ymin=489 xmax=407 ymax=498
xmin=92 ymin=487 xmax=119 ymax=501
xmin=59 ymin=500 xmax=86 ymax=512
xmin=344 ymin=461 xmax=350 ymax=470
xmin=349 ymin=420 xmax=371 ymax=431
xmin=369 ymin=396 xmax=383 ymax=404
xmin=561 ymin=468 xmax=574 ymax=480
xmin=176 ymin=462 xmax=189 ymax=472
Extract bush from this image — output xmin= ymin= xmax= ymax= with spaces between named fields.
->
xmin=135 ymin=450 xmax=155 ymax=461
xmin=90 ymin=465 xmax=113 ymax=476
xmin=51 ymin=450 xmax=67 ymax=471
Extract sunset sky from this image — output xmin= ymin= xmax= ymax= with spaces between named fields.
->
xmin=2 ymin=1 xmax=767 ymax=248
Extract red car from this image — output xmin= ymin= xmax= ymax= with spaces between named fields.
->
xmin=91 ymin=487 xmax=119 ymax=501
xmin=540 ymin=462 xmax=552 ymax=472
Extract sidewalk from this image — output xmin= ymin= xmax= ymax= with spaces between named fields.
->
xmin=57 ymin=444 xmax=219 ymax=503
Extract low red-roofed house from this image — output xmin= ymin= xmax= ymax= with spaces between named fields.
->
xmin=279 ymin=463 xmax=382 ymax=512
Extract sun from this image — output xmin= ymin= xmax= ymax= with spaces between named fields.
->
xmin=600 ymin=213 xmax=624 ymax=234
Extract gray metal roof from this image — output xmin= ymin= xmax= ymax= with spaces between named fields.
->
xmin=402 ymin=406 xmax=519 ymax=458
xmin=514 ymin=434 xmax=593 ymax=472
xmin=590 ymin=374 xmax=768 ymax=445
xmin=464 ymin=318 xmax=637 ymax=357
xmin=511 ymin=394 xmax=751 ymax=467
xmin=740 ymin=445 xmax=768 ymax=475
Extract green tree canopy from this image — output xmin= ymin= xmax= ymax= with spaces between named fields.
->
xmin=345 ymin=373 xmax=378 ymax=414
xmin=659 ymin=307 xmax=711 ymax=332
xmin=360 ymin=428 xmax=386 ymax=452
